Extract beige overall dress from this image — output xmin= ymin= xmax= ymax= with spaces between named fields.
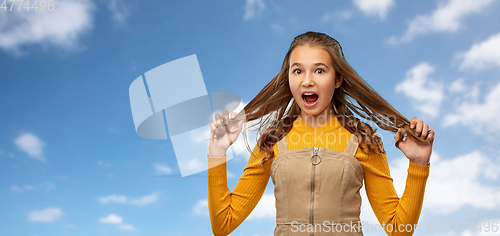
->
xmin=270 ymin=133 xmax=365 ymax=236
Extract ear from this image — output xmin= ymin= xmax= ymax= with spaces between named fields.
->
xmin=335 ymin=74 xmax=342 ymax=89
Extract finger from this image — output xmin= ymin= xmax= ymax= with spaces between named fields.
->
xmin=394 ymin=128 xmax=401 ymax=141
xmin=230 ymin=112 xmax=236 ymax=120
xmin=214 ymin=113 xmax=222 ymax=129
xmin=222 ymin=110 xmax=229 ymax=125
xmin=410 ymin=117 xmax=418 ymax=129
xmin=426 ymin=130 xmax=435 ymax=142
xmin=209 ymin=122 xmax=217 ymax=139
xmin=421 ymin=123 xmax=429 ymax=138
xmin=224 ymin=123 xmax=231 ymax=137
xmin=415 ymin=119 xmax=423 ymax=136
xmin=395 ymin=130 xmax=403 ymax=149
xmin=229 ymin=119 xmax=244 ymax=133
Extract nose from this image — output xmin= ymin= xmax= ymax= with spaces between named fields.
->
xmin=302 ymin=72 xmax=314 ymax=87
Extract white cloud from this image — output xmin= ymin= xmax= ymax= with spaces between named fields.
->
xmin=129 ymin=193 xmax=158 ymax=206
xmin=244 ymin=0 xmax=265 ymax=21
xmin=14 ymin=133 xmax=46 ymax=162
xmin=118 ymin=224 xmax=136 ymax=231
xmin=99 ymin=214 xmax=122 ymax=224
xmin=10 ymin=182 xmax=55 ymax=193
xmin=98 ymin=192 xmax=158 ymax=206
xmin=99 ymin=214 xmax=137 ymax=231
xmin=193 ymin=199 xmax=208 ymax=216
xmin=178 ymin=158 xmax=204 ymax=174
xmin=0 ymin=0 xmax=95 ymax=56
xmin=353 ymin=0 xmax=394 ymax=19
xmin=449 ymin=78 xmax=467 ymax=93
xmin=395 ymin=62 xmax=444 ymax=117
xmin=443 ymin=81 xmax=500 ymax=135
xmin=98 ymin=195 xmax=128 ymax=204
xmin=448 ymin=78 xmax=480 ymax=103
xmin=465 ymin=83 xmax=481 ymax=102
xmin=457 ymin=33 xmax=500 ymax=70
xmin=460 ymin=221 xmax=500 ymax=236
xmin=247 ymin=193 xmax=275 ymax=220
xmin=154 ymin=163 xmax=172 ymax=175
xmin=107 ymin=0 xmax=129 ymax=24
xmin=390 ymin=152 xmax=500 ymax=214
xmin=28 ymin=208 xmax=63 ymax=222
xmin=388 ymin=0 xmax=495 ymax=44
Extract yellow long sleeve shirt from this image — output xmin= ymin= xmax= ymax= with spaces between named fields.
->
xmin=207 ymin=116 xmax=430 ymax=236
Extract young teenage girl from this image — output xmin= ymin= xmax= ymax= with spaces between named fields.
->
xmin=206 ymin=31 xmax=435 ymax=236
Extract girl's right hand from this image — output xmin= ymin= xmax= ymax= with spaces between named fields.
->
xmin=208 ymin=110 xmax=244 ymax=157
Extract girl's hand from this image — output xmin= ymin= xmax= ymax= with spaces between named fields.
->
xmin=208 ymin=110 xmax=244 ymax=157
xmin=394 ymin=117 xmax=435 ymax=166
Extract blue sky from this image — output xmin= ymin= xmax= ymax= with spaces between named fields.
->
xmin=1 ymin=0 xmax=500 ymax=235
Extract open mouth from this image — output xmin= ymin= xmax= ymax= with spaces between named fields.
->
xmin=302 ymin=92 xmax=319 ymax=105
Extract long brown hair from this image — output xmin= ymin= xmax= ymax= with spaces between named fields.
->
xmin=211 ymin=31 xmax=428 ymax=168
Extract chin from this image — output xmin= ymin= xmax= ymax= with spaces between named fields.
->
xmin=300 ymin=108 xmax=323 ymax=116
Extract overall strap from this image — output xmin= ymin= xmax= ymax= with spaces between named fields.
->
xmin=344 ymin=134 xmax=360 ymax=156
xmin=277 ymin=136 xmax=288 ymax=155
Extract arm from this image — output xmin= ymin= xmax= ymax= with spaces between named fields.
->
xmin=206 ymin=145 xmax=274 ymax=236
xmin=356 ymin=147 xmax=430 ymax=236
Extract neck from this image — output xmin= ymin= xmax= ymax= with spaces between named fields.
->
xmin=299 ymin=107 xmax=335 ymax=129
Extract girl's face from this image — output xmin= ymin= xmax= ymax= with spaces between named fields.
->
xmin=288 ymin=45 xmax=342 ymax=118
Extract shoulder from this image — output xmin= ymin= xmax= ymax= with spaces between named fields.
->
xmin=354 ymin=133 xmax=387 ymax=161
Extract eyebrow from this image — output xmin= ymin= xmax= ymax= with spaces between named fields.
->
xmin=290 ymin=62 xmax=329 ymax=69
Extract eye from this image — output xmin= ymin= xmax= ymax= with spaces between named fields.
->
xmin=293 ymin=69 xmax=302 ymax=75
xmin=315 ymin=68 xmax=325 ymax=74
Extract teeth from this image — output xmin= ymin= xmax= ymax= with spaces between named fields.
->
xmin=303 ymin=93 xmax=316 ymax=96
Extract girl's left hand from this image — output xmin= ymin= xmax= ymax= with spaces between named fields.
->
xmin=394 ymin=117 xmax=435 ymax=166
